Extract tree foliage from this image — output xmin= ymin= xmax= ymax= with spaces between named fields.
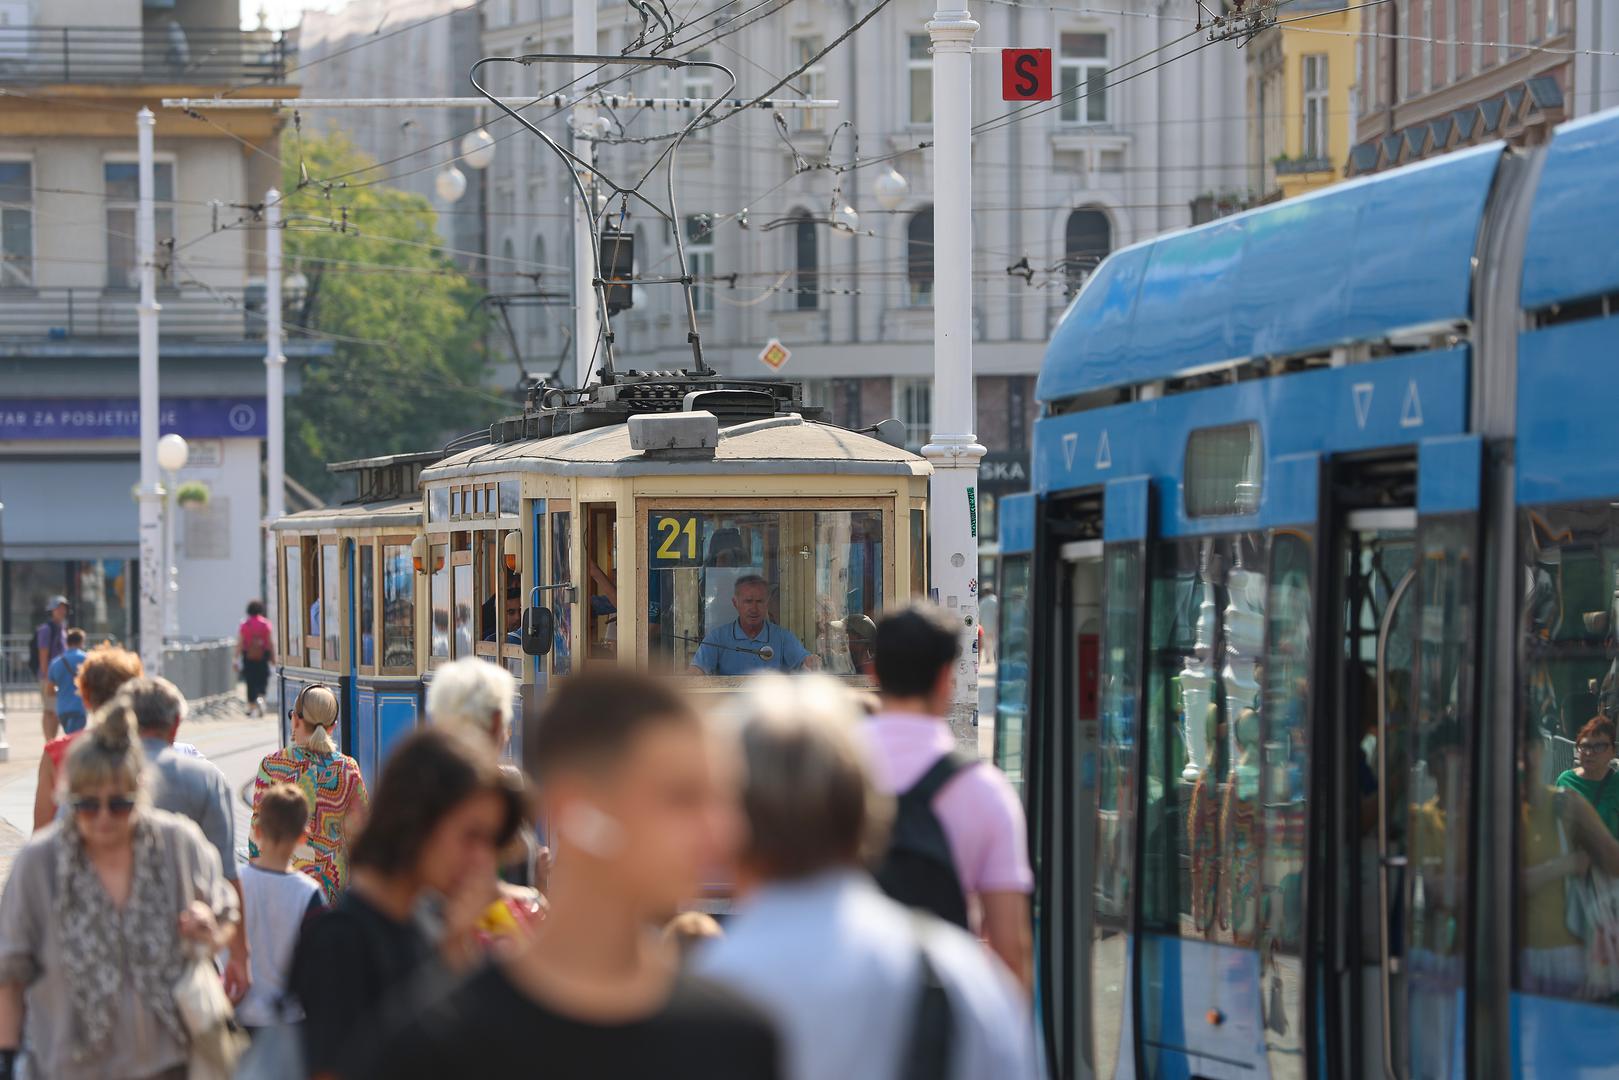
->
xmin=282 ymin=132 xmax=497 ymax=497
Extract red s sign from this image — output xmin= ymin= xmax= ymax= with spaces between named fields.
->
xmin=1001 ymin=48 xmax=1053 ymax=101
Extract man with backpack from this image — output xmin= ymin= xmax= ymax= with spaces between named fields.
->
xmin=865 ymin=603 xmax=1033 ymax=993
xmin=32 ymin=596 xmax=69 ymax=739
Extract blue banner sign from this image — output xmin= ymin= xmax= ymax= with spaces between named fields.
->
xmin=0 ymin=397 xmax=266 ymax=440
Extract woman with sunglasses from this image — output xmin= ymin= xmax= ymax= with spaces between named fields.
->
xmin=0 ymin=694 xmax=239 ymax=1080
xmin=250 ymin=685 xmax=368 ymax=903
xmin=1557 ymin=716 xmax=1619 ymax=839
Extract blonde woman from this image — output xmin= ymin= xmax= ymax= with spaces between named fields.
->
xmin=0 ymin=696 xmax=238 ymax=1080
xmin=250 ymin=685 xmax=368 ymax=903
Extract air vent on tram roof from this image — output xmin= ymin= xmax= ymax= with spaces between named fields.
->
xmin=628 ymin=411 xmax=720 ymax=457
xmin=682 ymin=389 xmax=779 ymax=420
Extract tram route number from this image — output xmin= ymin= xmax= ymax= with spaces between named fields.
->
xmin=651 ymin=513 xmax=703 ymax=566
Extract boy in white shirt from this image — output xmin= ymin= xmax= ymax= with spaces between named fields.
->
xmin=238 ymin=783 xmax=325 ymax=1033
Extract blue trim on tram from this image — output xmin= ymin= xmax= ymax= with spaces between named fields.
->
xmin=1137 ymin=934 xmax=1266 ymax=1080
xmin=354 ymin=685 xmax=377 ymax=785
xmin=1103 ymin=476 xmax=1151 ymax=543
xmin=1036 ymin=145 xmax=1500 ymax=404
xmin=1034 ymin=347 xmax=1469 ymax=535
xmin=1517 ymin=317 xmax=1619 ymax=507
xmin=998 ymin=492 xmax=1035 ymax=555
xmin=1520 ymin=109 xmax=1619 ymax=312
xmin=1512 ymin=992 xmax=1619 ymax=1077
xmin=1417 ymin=434 xmax=1484 ymax=514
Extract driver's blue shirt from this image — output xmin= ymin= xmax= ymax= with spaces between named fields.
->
xmin=691 ymin=619 xmax=810 ymax=676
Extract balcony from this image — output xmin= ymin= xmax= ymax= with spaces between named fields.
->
xmin=0 ymin=26 xmax=285 ymax=86
xmin=0 ymin=288 xmax=259 ymax=341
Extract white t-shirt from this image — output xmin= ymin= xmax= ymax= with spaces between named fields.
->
xmin=237 ymin=862 xmax=325 ymax=1027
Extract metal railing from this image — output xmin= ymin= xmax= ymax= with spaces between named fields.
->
xmin=0 ymin=288 xmax=257 ymax=340
xmin=0 ymin=26 xmax=285 ymax=86
xmin=0 ymin=634 xmax=237 ymax=712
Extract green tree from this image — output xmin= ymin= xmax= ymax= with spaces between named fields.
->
xmin=282 ymin=132 xmax=499 ymax=498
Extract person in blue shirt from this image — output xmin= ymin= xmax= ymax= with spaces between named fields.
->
xmin=46 ymin=628 xmax=89 ymax=734
xmin=688 ymin=575 xmax=819 ymax=676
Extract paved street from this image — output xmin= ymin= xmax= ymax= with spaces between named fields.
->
xmin=0 ymin=691 xmax=281 ymax=885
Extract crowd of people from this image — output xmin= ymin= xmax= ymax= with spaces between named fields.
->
xmin=0 ymin=600 xmax=1037 ymax=1079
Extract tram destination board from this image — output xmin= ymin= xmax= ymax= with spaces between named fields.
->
xmin=650 ymin=512 xmax=704 ymax=566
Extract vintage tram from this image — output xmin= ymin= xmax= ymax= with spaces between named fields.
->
xmin=998 ymin=108 xmax=1619 ymax=1078
xmin=271 ymin=375 xmax=930 ymax=785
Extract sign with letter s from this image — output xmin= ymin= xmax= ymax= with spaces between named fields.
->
xmin=1001 ymin=48 xmax=1053 ymax=101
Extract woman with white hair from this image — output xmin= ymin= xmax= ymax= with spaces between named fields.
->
xmin=427 ymin=657 xmax=516 ymax=750
xmin=0 ymin=698 xmax=238 ymax=1080
xmin=697 ymin=674 xmax=1037 ymax=1080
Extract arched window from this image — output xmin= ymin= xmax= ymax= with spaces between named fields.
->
xmin=907 ymin=208 xmax=934 ymax=305
xmin=790 ymin=209 xmax=818 ymax=310
xmin=1063 ymin=208 xmax=1111 ymax=293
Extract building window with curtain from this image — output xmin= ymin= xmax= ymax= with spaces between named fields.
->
xmin=793 ymin=36 xmax=826 ymax=130
xmin=908 ymin=36 xmax=932 ymax=125
xmin=106 ymin=160 xmax=174 ymax=289
xmin=791 ymin=210 xmax=818 ymax=310
xmin=907 ymin=208 xmax=934 ymax=306
xmin=895 ymin=376 xmax=931 ymax=451
xmin=1059 ymin=32 xmax=1110 ymax=124
xmin=0 ymin=162 xmax=31 ymax=288
xmin=1063 ymin=208 xmax=1111 ymax=294
xmin=1302 ymin=54 xmax=1329 ymax=158
xmin=684 ymin=215 xmax=714 ymax=314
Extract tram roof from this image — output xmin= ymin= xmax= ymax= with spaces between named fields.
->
xmin=1037 ymin=141 xmax=1504 ymax=404
xmin=271 ymin=497 xmax=421 ymax=532
xmin=419 ymin=413 xmax=930 ymax=482
xmin=1521 ymin=107 xmax=1619 ymax=312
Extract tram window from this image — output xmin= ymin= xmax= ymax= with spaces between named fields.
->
xmin=475 ymin=531 xmax=498 ymax=651
xmin=453 ymin=556 xmax=474 ymax=658
xmin=551 ymin=511 xmax=573 ymax=676
xmin=1516 ymin=504 xmax=1619 ymax=1001
xmin=359 ymin=544 xmax=376 ymax=671
xmin=428 ymin=487 xmax=449 ymax=525
xmin=429 ymin=544 xmax=449 ymax=659
xmin=1185 ymin=424 xmax=1262 ymax=518
xmin=322 ymin=543 xmax=340 ymax=666
xmin=381 ymin=542 xmax=415 ymax=670
xmin=993 ymin=554 xmax=1031 ymax=792
xmin=910 ymin=508 xmax=927 ymax=599
xmin=1140 ymin=533 xmax=1267 ymax=944
xmin=584 ymin=506 xmax=618 ymax=661
xmin=300 ymin=537 xmax=320 ymax=661
xmin=646 ymin=507 xmax=885 ymax=676
xmin=282 ymin=543 xmax=302 ymax=661
xmin=499 ymin=481 xmax=519 ymax=517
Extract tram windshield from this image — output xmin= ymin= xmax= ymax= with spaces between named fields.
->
xmin=644 ymin=507 xmax=884 ymax=677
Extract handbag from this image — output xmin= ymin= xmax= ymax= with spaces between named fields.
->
xmin=171 ymin=948 xmax=249 ymax=1080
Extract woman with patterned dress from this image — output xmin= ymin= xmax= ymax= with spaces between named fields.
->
xmin=250 ymin=685 xmax=368 ymax=903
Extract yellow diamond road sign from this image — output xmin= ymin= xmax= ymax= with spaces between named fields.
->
xmin=758 ymin=339 xmax=790 ymax=370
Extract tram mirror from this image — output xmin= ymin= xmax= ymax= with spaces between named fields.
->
xmin=522 ymin=606 xmax=555 ymax=657
xmin=873 ymin=418 xmax=907 ymax=449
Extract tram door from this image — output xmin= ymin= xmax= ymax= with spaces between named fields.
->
xmin=1324 ymin=510 xmax=1417 ymax=1080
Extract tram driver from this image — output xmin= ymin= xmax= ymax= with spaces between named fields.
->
xmin=687 ymin=574 xmax=821 ymax=676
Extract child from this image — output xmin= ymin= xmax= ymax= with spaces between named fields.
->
xmin=45 ymin=629 xmax=88 ymax=734
xmin=238 ymin=783 xmax=325 ymax=1034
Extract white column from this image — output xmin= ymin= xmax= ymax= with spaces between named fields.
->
xmin=572 ymin=0 xmax=601 ymax=386
xmin=924 ymin=6 xmax=986 ymax=726
xmin=265 ymin=189 xmax=285 ymax=657
xmin=136 ymin=108 xmax=165 ymax=676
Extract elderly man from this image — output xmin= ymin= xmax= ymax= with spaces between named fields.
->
xmin=688 ymin=575 xmax=818 ymax=676
xmin=120 ymin=675 xmax=251 ymax=1000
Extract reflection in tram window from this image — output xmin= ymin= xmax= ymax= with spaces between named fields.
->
xmin=282 ymin=543 xmax=302 ymax=662
xmin=1517 ymin=504 xmax=1619 ymax=1003
xmin=550 ymin=512 xmax=572 ymax=675
xmin=322 ymin=543 xmax=340 ymax=665
xmin=453 ymin=560 xmax=473 ymax=657
xmin=1141 ymin=534 xmax=1266 ymax=944
xmin=645 ymin=508 xmax=884 ymax=676
xmin=381 ymin=544 xmax=414 ymax=670
xmin=994 ymin=555 xmax=1031 ymax=793
xmin=429 ymin=544 xmax=449 ymax=659
xmin=585 ymin=506 xmax=618 ymax=661
xmin=359 ymin=545 xmax=375 ymax=669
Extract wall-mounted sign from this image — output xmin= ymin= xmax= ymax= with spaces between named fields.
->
xmin=1001 ymin=49 xmax=1053 ymax=102
xmin=758 ymin=339 xmax=791 ymax=370
xmin=0 ymin=398 xmax=267 ymax=440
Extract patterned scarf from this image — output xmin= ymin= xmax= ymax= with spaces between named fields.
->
xmin=55 ymin=816 xmax=188 ymax=1060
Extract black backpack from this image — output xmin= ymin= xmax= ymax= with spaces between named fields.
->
xmin=876 ymin=750 xmax=974 ymax=928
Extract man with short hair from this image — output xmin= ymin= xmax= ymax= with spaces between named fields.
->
xmin=45 ymin=628 xmax=89 ymax=735
xmin=119 ymin=675 xmax=252 ymax=1001
xmin=33 ymin=596 xmax=68 ymax=739
xmin=688 ymin=575 xmax=818 ymax=676
xmin=864 ymin=603 xmax=1034 ymax=993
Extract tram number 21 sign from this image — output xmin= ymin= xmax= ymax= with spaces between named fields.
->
xmin=1001 ymin=49 xmax=1053 ymax=102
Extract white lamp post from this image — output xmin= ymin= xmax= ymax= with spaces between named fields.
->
xmin=157 ymin=433 xmax=188 ymax=640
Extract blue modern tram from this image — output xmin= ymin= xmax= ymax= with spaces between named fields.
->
xmin=997 ymin=108 xmax=1619 ymax=1079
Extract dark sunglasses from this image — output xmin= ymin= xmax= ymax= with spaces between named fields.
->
xmin=72 ymin=795 xmax=136 ymax=817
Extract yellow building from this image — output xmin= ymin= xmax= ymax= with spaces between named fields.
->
xmin=1246 ymin=0 xmax=1361 ymax=202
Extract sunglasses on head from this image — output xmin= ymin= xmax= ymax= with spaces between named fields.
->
xmin=72 ymin=795 xmax=136 ymax=817
xmin=289 ymin=683 xmax=334 ymax=724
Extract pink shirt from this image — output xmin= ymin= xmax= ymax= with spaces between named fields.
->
xmin=862 ymin=712 xmax=1034 ymax=898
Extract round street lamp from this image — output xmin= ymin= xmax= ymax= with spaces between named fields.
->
xmin=829 ymin=202 xmax=860 ymax=238
xmin=460 ymin=128 xmax=497 ymax=170
xmin=436 ymin=165 xmax=468 ymax=203
xmin=156 ymin=433 xmax=189 ymax=473
xmin=873 ymin=166 xmax=910 ymax=211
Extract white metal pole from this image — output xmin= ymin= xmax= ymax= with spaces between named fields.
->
xmin=136 ymin=108 xmax=165 ymax=677
xmin=572 ymin=0 xmax=601 ymax=387
xmin=925 ymin=6 xmax=985 ymax=729
xmin=265 ymin=189 xmax=285 ymax=664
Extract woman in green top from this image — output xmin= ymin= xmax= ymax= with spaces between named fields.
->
xmin=1556 ymin=716 xmax=1619 ymax=839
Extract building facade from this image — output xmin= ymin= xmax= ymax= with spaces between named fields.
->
xmin=0 ymin=0 xmax=324 ymax=642
xmin=1350 ymin=0 xmax=1619 ymax=173
xmin=481 ymin=0 xmax=1248 ymax=557
xmin=1247 ymin=0 xmax=1361 ymax=201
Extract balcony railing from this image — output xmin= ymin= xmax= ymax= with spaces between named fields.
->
xmin=0 ymin=287 xmax=258 ymax=340
xmin=0 ymin=26 xmax=285 ymax=86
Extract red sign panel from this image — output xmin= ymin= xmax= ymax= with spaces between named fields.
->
xmin=1001 ymin=48 xmax=1053 ymax=102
